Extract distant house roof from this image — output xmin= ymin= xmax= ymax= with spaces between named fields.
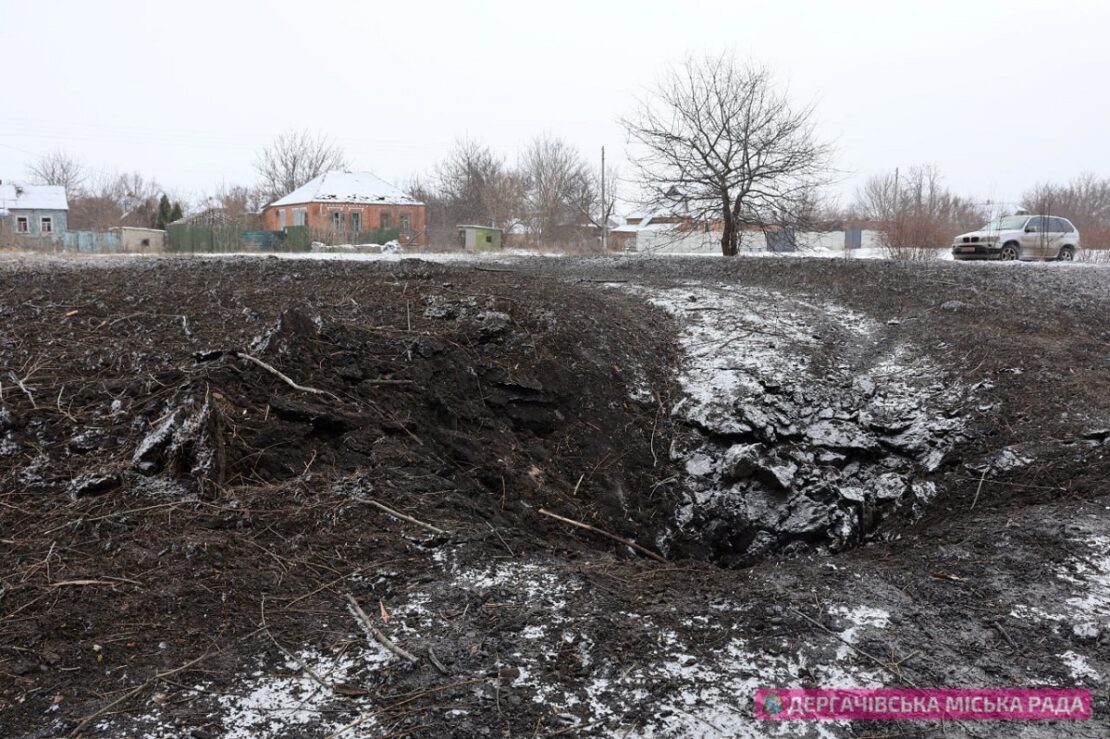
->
xmin=0 ymin=183 xmax=68 ymax=211
xmin=457 ymin=224 xmax=503 ymax=231
xmin=270 ymin=171 xmax=421 ymax=207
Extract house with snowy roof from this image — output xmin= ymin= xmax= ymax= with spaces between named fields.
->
xmin=261 ymin=171 xmax=425 ymax=246
xmin=0 ymin=182 xmax=68 ymax=244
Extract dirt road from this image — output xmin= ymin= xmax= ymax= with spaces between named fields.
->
xmin=1 ymin=254 xmax=1107 ymax=738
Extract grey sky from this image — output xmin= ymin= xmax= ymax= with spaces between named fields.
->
xmin=2 ymin=0 xmax=1107 ymax=209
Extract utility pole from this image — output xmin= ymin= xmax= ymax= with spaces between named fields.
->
xmin=893 ymin=166 xmax=900 ymax=214
xmin=892 ymin=166 xmax=900 ymax=246
xmin=600 ymin=146 xmax=608 ymax=252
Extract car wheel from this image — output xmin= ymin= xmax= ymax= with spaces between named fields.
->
xmin=999 ymin=243 xmax=1019 ymax=261
xmin=1057 ymin=246 xmax=1075 ymax=262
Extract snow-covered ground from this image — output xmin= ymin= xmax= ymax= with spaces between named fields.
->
xmin=621 ymin=281 xmax=964 ymax=564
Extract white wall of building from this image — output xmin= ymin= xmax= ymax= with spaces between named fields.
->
xmin=633 ymin=229 xmax=882 ymax=254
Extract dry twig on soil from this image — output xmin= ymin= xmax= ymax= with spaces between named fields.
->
xmin=345 ymin=593 xmax=419 ymax=664
xmin=8 ymin=371 xmax=36 ymax=408
xmin=68 ymin=650 xmax=218 ymax=737
xmin=970 ymin=468 xmax=988 ymax=510
xmin=352 ymin=495 xmax=448 ymax=536
xmin=260 ymin=597 xmax=333 ymax=692
xmin=233 ymin=351 xmax=341 ymax=402
xmin=538 ymin=508 xmax=667 ymax=564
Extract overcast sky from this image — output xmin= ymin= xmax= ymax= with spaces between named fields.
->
xmin=2 ymin=0 xmax=1107 ymax=210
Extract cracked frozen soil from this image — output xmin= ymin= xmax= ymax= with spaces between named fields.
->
xmin=631 ymin=282 xmax=966 ymax=566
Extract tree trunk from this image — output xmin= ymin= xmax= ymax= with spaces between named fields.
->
xmin=720 ymin=217 xmax=739 ymax=257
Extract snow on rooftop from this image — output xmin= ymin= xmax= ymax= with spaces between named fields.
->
xmin=270 ymin=171 xmax=421 ymax=207
xmin=0 ymin=183 xmax=68 ymax=211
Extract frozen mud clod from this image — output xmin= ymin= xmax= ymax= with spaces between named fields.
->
xmin=630 ymin=284 xmax=967 ymax=565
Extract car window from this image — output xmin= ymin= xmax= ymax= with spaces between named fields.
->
xmin=1052 ymin=217 xmax=1073 ymax=233
xmin=1025 ymin=216 xmax=1045 ymax=232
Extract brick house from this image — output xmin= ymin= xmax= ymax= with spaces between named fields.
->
xmin=262 ymin=171 xmax=425 ymax=245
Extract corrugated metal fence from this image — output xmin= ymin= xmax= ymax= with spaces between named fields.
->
xmin=63 ymin=231 xmax=122 ymax=253
xmin=166 ymin=225 xmax=310 ymax=253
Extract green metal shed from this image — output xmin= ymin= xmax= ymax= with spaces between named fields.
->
xmin=458 ymin=225 xmax=503 ymax=251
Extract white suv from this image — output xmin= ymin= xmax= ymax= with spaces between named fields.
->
xmin=952 ymin=215 xmax=1080 ymax=261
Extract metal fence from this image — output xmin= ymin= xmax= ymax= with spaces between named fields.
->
xmin=166 ymin=225 xmax=310 ymax=253
xmin=63 ymin=231 xmax=122 ymax=253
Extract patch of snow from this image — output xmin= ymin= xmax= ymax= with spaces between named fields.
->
xmin=310 ymin=240 xmax=402 ymax=254
xmin=987 ymin=446 xmax=1034 ymax=472
xmin=1011 ymin=535 xmax=1110 ymax=642
xmin=827 ymin=605 xmax=891 ymax=662
xmin=830 ymin=604 xmax=891 ymax=629
xmin=622 ymin=282 xmax=963 ymax=559
xmin=1058 ymin=651 xmax=1100 ymax=683
xmin=97 ymin=648 xmax=393 ymax=739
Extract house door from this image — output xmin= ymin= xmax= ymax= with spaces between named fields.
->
xmin=844 ymin=228 xmax=862 ymax=250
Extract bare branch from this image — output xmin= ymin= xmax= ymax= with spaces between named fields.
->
xmin=26 ymin=150 xmax=86 ymax=194
xmin=254 ymin=130 xmax=348 ymax=203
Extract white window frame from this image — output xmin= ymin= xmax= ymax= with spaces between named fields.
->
xmin=16 ymin=216 xmax=29 ymax=233
xmin=293 ymin=208 xmax=307 ymax=227
xmin=331 ymin=211 xmax=343 ymax=230
xmin=350 ymin=211 xmax=362 ymax=233
xmin=41 ymin=216 xmax=53 ymax=233
xmin=278 ymin=209 xmax=286 ymax=229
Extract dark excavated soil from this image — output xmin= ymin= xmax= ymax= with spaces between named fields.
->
xmin=1 ymin=254 xmax=1108 ymax=738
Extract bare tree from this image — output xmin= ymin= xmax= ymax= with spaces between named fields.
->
xmin=482 ymin=168 xmax=526 ymax=233
xmin=1023 ymin=174 xmax=1110 ymax=249
xmin=254 ymin=130 xmax=348 ymax=203
xmin=623 ymin=54 xmax=831 ymax=256
xmin=854 ymin=165 xmax=985 ymax=258
xmin=432 ymin=138 xmax=526 ymax=231
xmin=521 ymin=135 xmax=593 ymax=245
xmin=114 ymin=171 xmax=167 ymax=227
xmin=67 ymin=171 xmax=124 ymax=231
xmin=213 ymin=183 xmax=265 ymax=217
xmin=413 ymin=139 xmax=526 ymax=246
xmin=27 ymin=150 xmax=86 ymax=194
xmin=65 ymin=170 xmax=172 ymax=230
xmin=420 ymin=137 xmax=608 ymax=249
xmin=187 ymin=183 xmax=265 ymax=226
